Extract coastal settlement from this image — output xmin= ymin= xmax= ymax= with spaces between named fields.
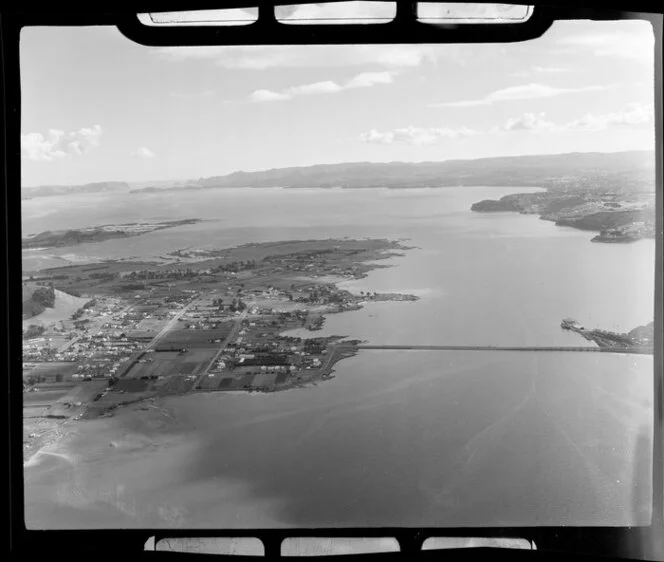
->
xmin=22 ymin=238 xmax=418 ymax=459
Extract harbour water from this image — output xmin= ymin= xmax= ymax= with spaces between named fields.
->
xmin=22 ymin=186 xmax=655 ymax=528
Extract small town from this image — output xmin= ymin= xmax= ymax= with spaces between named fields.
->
xmin=22 ymin=238 xmax=419 ymax=458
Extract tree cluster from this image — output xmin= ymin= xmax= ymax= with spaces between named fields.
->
xmin=24 ymin=324 xmax=45 ymax=339
xmin=32 ymin=286 xmax=55 ymax=308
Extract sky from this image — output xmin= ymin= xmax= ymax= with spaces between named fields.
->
xmin=20 ymin=9 xmax=656 ymax=187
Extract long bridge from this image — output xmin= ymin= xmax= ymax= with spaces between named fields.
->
xmin=354 ymin=345 xmax=653 ymax=355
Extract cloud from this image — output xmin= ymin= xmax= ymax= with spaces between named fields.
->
xmin=359 ymin=126 xmax=477 ymax=145
xmin=131 ymin=147 xmax=156 ymax=159
xmin=557 ymin=28 xmax=654 ymax=62
xmin=153 ymin=45 xmax=442 ymax=70
xmin=498 ymin=112 xmax=556 ymax=132
xmin=346 ymin=71 xmax=394 ymax=88
xmin=430 ymin=83 xmax=607 ymax=108
xmin=562 ymin=103 xmax=654 ymax=131
xmin=361 ymin=103 xmax=653 ymax=145
xmin=249 ymin=89 xmax=292 ymax=102
xmin=21 ymin=125 xmax=102 ymax=162
xmin=493 ymin=103 xmax=654 ymax=134
xmin=289 ymin=81 xmax=343 ymax=96
xmin=250 ymin=71 xmax=395 ymax=102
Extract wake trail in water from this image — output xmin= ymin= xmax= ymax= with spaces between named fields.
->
xmin=532 ymin=371 xmax=612 ymax=500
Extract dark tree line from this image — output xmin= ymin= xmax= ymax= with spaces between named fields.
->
xmin=213 ymin=298 xmax=247 ymax=312
xmin=89 ymin=272 xmax=117 ymax=281
xmin=71 ymin=307 xmax=85 ymax=320
xmin=24 ymin=324 xmax=45 ymax=339
xmin=211 ymin=260 xmax=257 ymax=274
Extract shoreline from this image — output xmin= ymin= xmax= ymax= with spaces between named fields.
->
xmin=22 ymin=237 xmax=420 ymax=423
xmin=22 ymin=219 xmax=203 ymax=250
xmin=471 ymin=189 xmax=655 ymax=243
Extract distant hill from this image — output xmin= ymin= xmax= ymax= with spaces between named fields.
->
xmin=129 ymin=185 xmax=203 ymax=194
xmin=21 ymin=150 xmax=656 ymax=197
xmin=628 ymin=321 xmax=654 ymax=343
xmin=21 ymin=181 xmax=131 ymax=200
xmin=196 ymin=151 xmax=655 ymax=191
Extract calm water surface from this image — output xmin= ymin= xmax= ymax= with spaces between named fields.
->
xmin=23 ymin=187 xmax=655 ymax=528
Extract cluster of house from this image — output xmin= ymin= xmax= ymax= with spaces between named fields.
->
xmin=22 ymin=296 xmax=172 ymax=378
xmin=22 ymin=337 xmax=59 ymax=362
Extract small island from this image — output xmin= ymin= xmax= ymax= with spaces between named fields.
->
xmin=22 ymin=219 xmax=202 ymax=249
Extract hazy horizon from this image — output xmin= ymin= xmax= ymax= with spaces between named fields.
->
xmin=20 ymin=147 xmax=656 ymax=189
xmin=20 ymin=19 xmax=655 ymax=187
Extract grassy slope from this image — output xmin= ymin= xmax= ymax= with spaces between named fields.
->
xmin=23 ymin=284 xmax=89 ymax=328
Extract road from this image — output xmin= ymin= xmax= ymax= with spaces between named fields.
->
xmin=320 ymin=343 xmax=344 ymax=373
xmin=112 ymin=297 xmax=201 ymax=379
xmin=145 ymin=297 xmax=200 ymax=350
xmin=193 ymin=303 xmax=254 ymax=388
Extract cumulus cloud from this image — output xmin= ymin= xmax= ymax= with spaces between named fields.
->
xmin=359 ymin=126 xmax=477 ymax=145
xmin=493 ymin=104 xmax=654 ymax=134
xmin=429 ymin=83 xmax=607 ymax=108
xmin=346 ymin=71 xmax=394 ymax=88
xmin=21 ymin=125 xmax=102 ymax=162
xmin=250 ymin=71 xmax=395 ymax=102
xmin=563 ymin=103 xmax=654 ymax=131
xmin=249 ymin=89 xmax=292 ymax=102
xmin=289 ymin=81 xmax=343 ymax=96
xmin=153 ymin=45 xmax=442 ymax=70
xmin=499 ymin=112 xmax=556 ymax=132
xmin=131 ymin=147 xmax=156 ymax=159
xmin=361 ymin=103 xmax=653 ymax=145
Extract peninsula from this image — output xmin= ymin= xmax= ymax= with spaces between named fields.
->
xmin=22 ymin=238 xmax=419 ymax=457
xmin=561 ymin=318 xmax=654 ymax=351
xmin=22 ymin=219 xmax=202 ymax=249
xmin=471 ymin=191 xmax=655 ymax=243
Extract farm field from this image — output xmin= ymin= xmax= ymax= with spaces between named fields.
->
xmin=157 ymin=327 xmax=232 ymax=349
xmin=23 ymin=361 xmax=80 ymax=383
xmin=123 ymin=348 xmax=218 ymax=379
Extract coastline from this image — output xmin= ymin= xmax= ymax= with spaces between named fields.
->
xmin=471 ymin=189 xmax=655 ymax=243
xmin=21 ymin=186 xmax=656 ymax=529
xmin=22 ymin=219 xmax=203 ymax=250
xmin=23 ymin=352 xmax=655 ymax=529
xmin=22 ymin=237 xmax=421 ymax=433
